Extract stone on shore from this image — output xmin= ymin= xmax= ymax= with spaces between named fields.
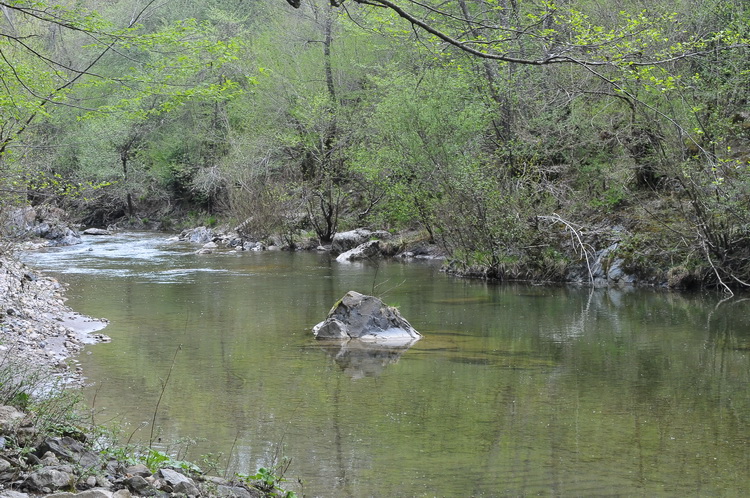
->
xmin=8 ymin=206 xmax=82 ymax=246
xmin=335 ymin=240 xmax=381 ymax=263
xmin=0 ymin=406 xmax=25 ymax=433
xmin=179 ymin=226 xmax=215 ymax=244
xmin=0 ymin=255 xmax=108 ymax=384
xmin=313 ymin=291 xmax=421 ymax=343
xmin=26 ymin=467 xmax=72 ymax=491
xmin=331 ymin=229 xmax=372 ymax=254
xmin=0 ymin=491 xmax=30 ymax=498
xmin=331 ymin=228 xmax=392 ymax=255
xmin=37 ymin=437 xmax=101 ymax=469
xmin=82 ymin=228 xmax=111 ymax=236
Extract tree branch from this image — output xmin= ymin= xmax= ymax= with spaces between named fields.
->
xmin=0 ymin=0 xmax=162 ymax=155
xmin=286 ymin=0 xmax=750 ymax=69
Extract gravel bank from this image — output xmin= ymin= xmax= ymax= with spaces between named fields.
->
xmin=0 ymin=253 xmax=109 ymax=385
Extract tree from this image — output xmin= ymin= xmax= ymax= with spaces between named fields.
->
xmin=220 ymin=0 xmax=391 ymax=244
xmin=288 ymin=0 xmax=747 ymax=67
xmin=328 ymin=0 xmax=750 ymax=287
xmin=0 ymin=0 xmax=243 ymax=222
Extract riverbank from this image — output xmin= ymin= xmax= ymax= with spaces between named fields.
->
xmin=0 ymin=253 xmax=110 ymax=386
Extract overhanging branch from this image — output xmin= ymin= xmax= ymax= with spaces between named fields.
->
xmin=286 ymin=0 xmax=748 ymax=69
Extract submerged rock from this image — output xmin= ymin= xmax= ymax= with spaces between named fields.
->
xmin=313 ymin=291 xmax=421 ymax=343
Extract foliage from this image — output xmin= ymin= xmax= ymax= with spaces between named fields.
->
xmin=2 ymin=0 xmax=749 ymax=288
xmin=0 ymin=353 xmax=294 ymax=496
xmin=237 ymin=457 xmax=297 ymax=498
xmin=142 ymin=447 xmax=202 ymax=474
xmin=0 ymin=0 xmax=246 ymax=224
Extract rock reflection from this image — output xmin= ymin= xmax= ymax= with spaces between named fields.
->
xmin=316 ymin=338 xmax=419 ymax=379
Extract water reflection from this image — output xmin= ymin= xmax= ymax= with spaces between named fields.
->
xmin=20 ymin=233 xmax=750 ymax=497
xmin=315 ymin=339 xmax=419 ymax=379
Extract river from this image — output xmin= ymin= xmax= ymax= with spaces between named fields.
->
xmin=21 ymin=231 xmax=750 ymax=496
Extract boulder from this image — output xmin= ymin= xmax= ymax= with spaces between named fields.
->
xmin=569 ymin=242 xmax=637 ymax=286
xmin=335 ymin=240 xmax=381 ymax=263
xmin=158 ymin=468 xmax=195 ymax=489
xmin=47 ymin=490 xmax=115 ymax=498
xmin=26 ymin=467 xmax=72 ymax=491
xmin=215 ymin=484 xmax=261 ymax=497
xmin=173 ymin=480 xmax=200 ymax=497
xmin=0 ymin=491 xmax=30 ymax=498
xmin=313 ymin=291 xmax=421 ymax=343
xmin=0 ymin=406 xmax=25 ymax=433
xmin=331 ymin=229 xmax=372 ymax=254
xmin=180 ymin=227 xmax=214 ymax=244
xmin=5 ymin=206 xmax=81 ymax=246
xmin=37 ymin=437 xmax=102 ymax=470
xmin=124 ymin=464 xmax=151 ymax=477
xmin=7 ymin=206 xmax=37 ymax=232
xmin=243 ymin=241 xmax=264 ymax=251
xmin=122 ymin=475 xmax=153 ymax=495
xmin=33 ymin=222 xmax=81 ymax=246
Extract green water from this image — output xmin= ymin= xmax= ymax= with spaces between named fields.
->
xmin=24 ymin=232 xmax=750 ymax=496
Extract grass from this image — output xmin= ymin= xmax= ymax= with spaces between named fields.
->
xmin=0 ymin=352 xmax=85 ymax=441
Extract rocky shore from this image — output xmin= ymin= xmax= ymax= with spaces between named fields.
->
xmin=178 ymin=225 xmax=446 ymax=261
xmin=0 ymin=419 xmax=267 ymax=497
xmin=0 ymin=254 xmax=110 ymax=386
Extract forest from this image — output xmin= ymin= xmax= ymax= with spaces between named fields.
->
xmin=0 ymin=0 xmax=748 ymax=290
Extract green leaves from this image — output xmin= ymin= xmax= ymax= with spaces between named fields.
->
xmin=79 ymin=18 xmax=244 ymax=120
xmin=0 ymin=1 xmax=246 ymax=156
xmin=237 ymin=459 xmax=297 ymax=498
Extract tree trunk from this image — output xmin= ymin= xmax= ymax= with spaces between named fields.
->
xmin=121 ymin=150 xmax=134 ymax=217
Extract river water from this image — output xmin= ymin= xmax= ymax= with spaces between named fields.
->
xmin=21 ymin=232 xmax=750 ymax=496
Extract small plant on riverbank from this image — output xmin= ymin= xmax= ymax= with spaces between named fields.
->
xmin=237 ymin=456 xmax=297 ymax=497
xmin=143 ymin=447 xmax=202 ymax=474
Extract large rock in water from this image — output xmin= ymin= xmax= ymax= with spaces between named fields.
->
xmin=82 ymin=227 xmax=111 ymax=236
xmin=313 ymin=291 xmax=421 ymax=343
